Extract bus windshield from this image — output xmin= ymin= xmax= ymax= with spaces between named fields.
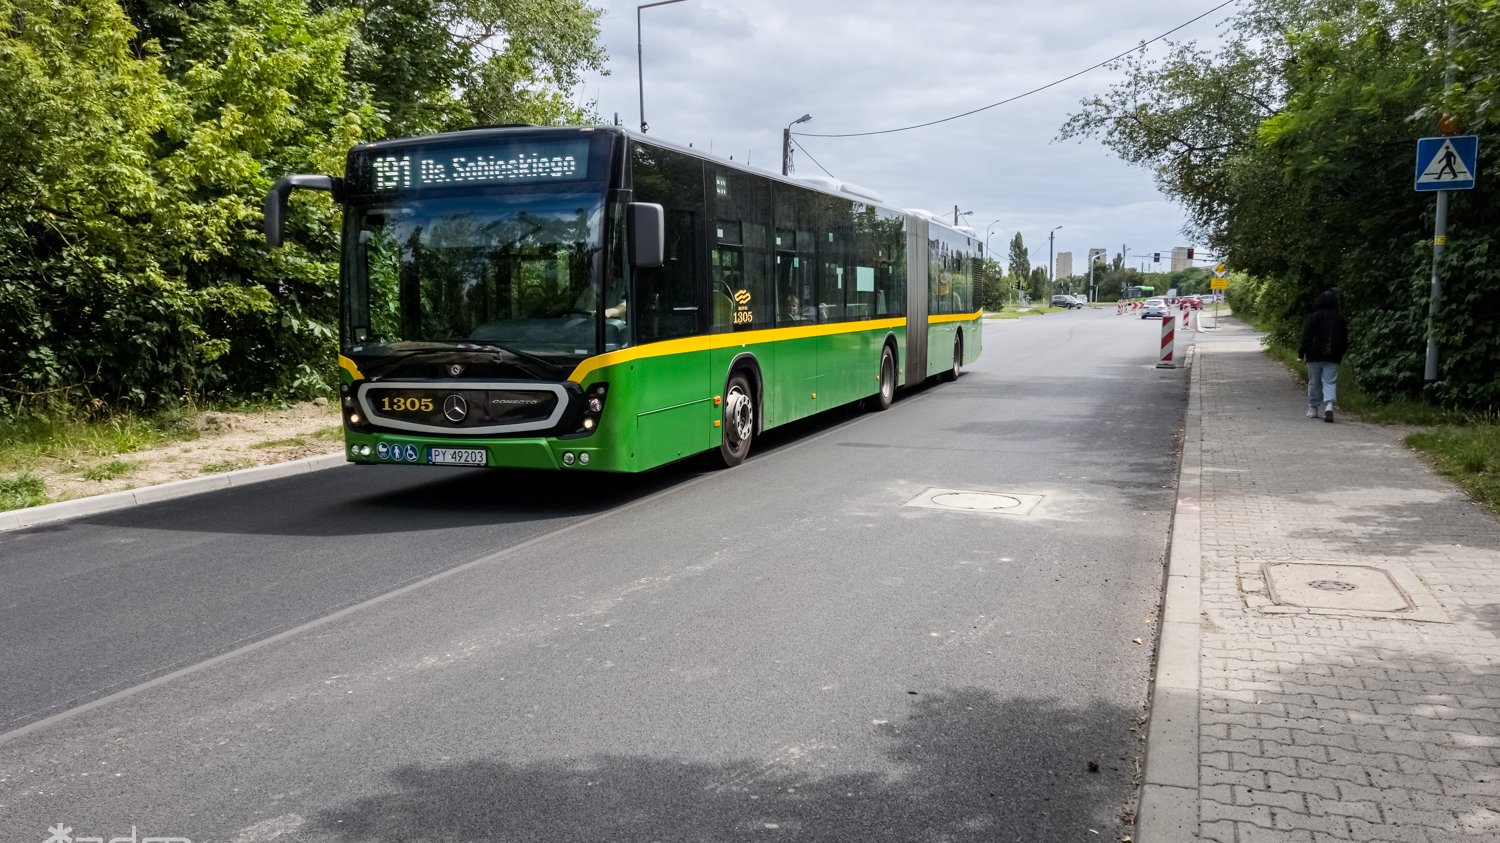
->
xmin=342 ymin=189 xmax=611 ymax=368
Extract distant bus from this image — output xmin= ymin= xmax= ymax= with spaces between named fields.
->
xmin=265 ymin=126 xmax=981 ymax=471
xmin=1123 ymin=285 xmax=1156 ymax=300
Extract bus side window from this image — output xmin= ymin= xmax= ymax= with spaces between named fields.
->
xmin=711 ymin=169 xmax=772 ymax=330
xmin=815 ymin=196 xmax=849 ymax=322
xmin=710 ymin=225 xmax=742 ymax=331
xmin=636 ymin=209 xmax=701 ymax=341
xmin=875 ymin=208 xmax=906 ymax=317
xmin=631 ymin=143 xmax=705 ymax=342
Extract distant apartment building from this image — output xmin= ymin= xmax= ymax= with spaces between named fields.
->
xmin=1087 ymin=248 xmax=1108 ymax=273
xmin=1055 ymin=251 xmax=1072 ymax=279
xmin=1171 ymin=246 xmax=1194 ymax=272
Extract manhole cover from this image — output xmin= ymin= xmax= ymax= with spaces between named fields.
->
xmin=931 ymin=492 xmax=1024 ymax=511
xmin=1263 ymin=563 xmax=1414 ymax=613
xmin=904 ymin=488 xmax=1044 ymax=517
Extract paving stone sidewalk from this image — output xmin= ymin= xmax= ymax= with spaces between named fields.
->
xmin=1140 ymin=318 xmax=1500 ymax=842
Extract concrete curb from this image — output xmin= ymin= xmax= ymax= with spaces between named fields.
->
xmin=0 ymin=453 xmax=347 ymax=533
xmin=1136 ymin=341 xmax=1203 ymax=840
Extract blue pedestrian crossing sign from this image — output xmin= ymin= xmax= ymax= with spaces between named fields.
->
xmin=1415 ymin=135 xmax=1478 ymax=191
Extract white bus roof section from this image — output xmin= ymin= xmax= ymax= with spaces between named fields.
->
xmin=791 ymin=175 xmax=885 ymax=204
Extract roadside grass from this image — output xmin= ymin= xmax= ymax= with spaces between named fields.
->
xmin=0 ymin=406 xmax=198 ymax=474
xmin=0 ymin=473 xmax=47 ymax=510
xmin=254 ymin=425 xmax=344 ymax=449
xmin=1406 ymin=425 xmax=1500 ymax=514
xmin=0 ymin=400 xmax=337 ymax=513
xmin=253 ymin=436 xmax=308 ymax=449
xmin=1262 ymin=339 xmax=1500 ymax=515
xmin=82 ymin=459 xmax=136 ymax=482
xmin=201 ymin=459 xmax=255 ymax=474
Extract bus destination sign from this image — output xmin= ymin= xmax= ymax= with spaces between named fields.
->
xmin=353 ymin=139 xmax=592 ymax=192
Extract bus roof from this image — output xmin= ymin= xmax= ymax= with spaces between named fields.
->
xmin=349 ymin=125 xmax=979 ymax=240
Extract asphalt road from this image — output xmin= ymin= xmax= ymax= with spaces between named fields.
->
xmin=0 ymin=307 xmax=1189 ymax=842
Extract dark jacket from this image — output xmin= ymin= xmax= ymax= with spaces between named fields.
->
xmin=1299 ymin=291 xmax=1349 ymax=363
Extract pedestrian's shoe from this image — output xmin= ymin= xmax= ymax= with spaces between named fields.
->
xmin=1323 ymin=401 xmax=1334 ymax=423
xmin=1306 ymin=406 xmax=1318 ymax=418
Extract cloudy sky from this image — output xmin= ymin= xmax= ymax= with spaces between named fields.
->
xmin=574 ymin=0 xmax=1240 ymax=275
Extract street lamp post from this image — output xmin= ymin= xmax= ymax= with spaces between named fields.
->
xmin=983 ymin=219 xmax=1003 ymax=259
xmin=1088 ymin=250 xmax=1107 ymax=302
xmin=637 ymin=0 xmax=688 ymax=133
xmin=782 ymin=114 xmax=812 ymax=176
xmin=983 ymin=219 xmax=1002 ymax=308
xmin=953 ymin=207 xmax=972 ymax=226
xmin=1048 ymin=225 xmax=1062 ymax=300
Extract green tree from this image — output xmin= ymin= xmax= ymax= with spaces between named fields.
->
xmin=154 ymin=0 xmax=374 ymax=401
xmin=0 ymin=0 xmax=186 ymax=411
xmin=1026 ymin=266 xmax=1049 ymax=302
xmin=1006 ymin=232 xmax=1030 ymax=287
xmin=0 ymin=0 xmax=376 ymax=412
xmin=327 ymin=0 xmax=607 ymax=135
xmin=975 ymin=257 xmax=1014 ymax=310
xmin=1061 ymin=0 xmax=1499 ymax=408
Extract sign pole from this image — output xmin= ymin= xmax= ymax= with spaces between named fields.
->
xmin=1424 ymin=191 xmax=1447 ymax=382
xmin=1425 ymin=20 xmax=1457 ymax=385
xmin=1208 ymin=262 xmax=1228 ymax=330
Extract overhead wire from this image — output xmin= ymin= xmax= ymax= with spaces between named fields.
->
xmin=788 ymin=138 xmax=836 ymax=179
xmin=793 ymin=0 xmax=1241 ymax=139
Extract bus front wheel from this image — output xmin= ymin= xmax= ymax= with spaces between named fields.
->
xmin=717 ymin=372 xmax=755 ymax=467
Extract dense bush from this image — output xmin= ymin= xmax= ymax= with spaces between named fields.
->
xmin=0 ymin=0 xmax=603 ymax=417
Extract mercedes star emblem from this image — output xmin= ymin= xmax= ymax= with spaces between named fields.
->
xmin=442 ymin=393 xmax=468 ymax=424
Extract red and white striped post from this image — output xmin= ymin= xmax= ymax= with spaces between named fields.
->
xmin=1157 ymin=312 xmax=1176 ymax=368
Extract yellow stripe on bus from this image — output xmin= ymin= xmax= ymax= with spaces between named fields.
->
xmin=566 ymin=317 xmax=909 ymax=384
xmin=928 ymin=311 xmax=983 ymax=325
xmin=338 ymin=354 xmax=365 ymax=381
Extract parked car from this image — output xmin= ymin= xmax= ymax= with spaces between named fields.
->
xmin=1051 ymin=294 xmax=1082 ymax=309
xmin=1141 ymin=298 xmax=1170 ymax=319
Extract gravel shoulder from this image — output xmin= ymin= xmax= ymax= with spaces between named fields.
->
xmin=21 ymin=401 xmax=344 ymax=506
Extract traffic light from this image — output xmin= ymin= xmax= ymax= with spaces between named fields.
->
xmin=1186 ymin=248 xmax=1194 ymax=260
xmin=1153 ymin=252 xmax=1160 ymax=262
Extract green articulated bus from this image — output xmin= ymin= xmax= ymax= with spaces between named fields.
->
xmin=265 ymin=126 xmax=981 ymax=472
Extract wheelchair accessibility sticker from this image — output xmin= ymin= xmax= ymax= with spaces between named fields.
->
xmin=376 ymin=442 xmax=419 ymax=462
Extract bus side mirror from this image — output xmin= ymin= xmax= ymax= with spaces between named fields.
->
xmin=264 ymin=174 xmax=339 ymax=248
xmin=628 ymin=202 xmax=665 ymax=268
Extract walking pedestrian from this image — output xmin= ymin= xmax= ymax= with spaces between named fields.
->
xmin=1298 ymin=289 xmax=1349 ymax=422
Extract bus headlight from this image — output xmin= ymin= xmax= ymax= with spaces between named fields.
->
xmin=575 ymin=383 xmax=608 ymax=435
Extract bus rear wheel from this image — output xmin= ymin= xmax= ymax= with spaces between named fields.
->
xmin=872 ymin=345 xmax=896 ymax=411
xmin=717 ymin=372 xmax=755 ymax=467
xmin=942 ymin=336 xmax=963 ymax=382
